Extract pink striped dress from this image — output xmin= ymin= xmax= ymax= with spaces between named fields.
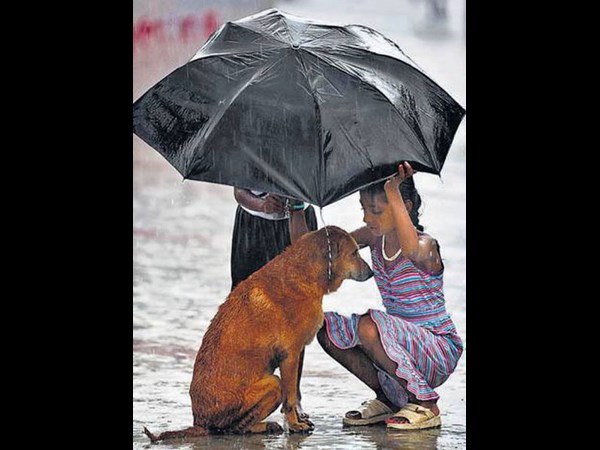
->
xmin=323 ymin=237 xmax=463 ymax=406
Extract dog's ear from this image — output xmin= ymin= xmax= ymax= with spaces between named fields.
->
xmin=331 ymin=240 xmax=341 ymax=260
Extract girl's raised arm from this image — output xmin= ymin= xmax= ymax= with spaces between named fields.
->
xmin=351 ymin=226 xmax=375 ymax=249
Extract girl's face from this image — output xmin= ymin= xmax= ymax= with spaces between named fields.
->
xmin=359 ymin=192 xmax=395 ymax=236
xmin=359 ymin=191 xmax=413 ymax=236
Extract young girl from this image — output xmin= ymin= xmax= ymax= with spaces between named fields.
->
xmin=317 ymin=162 xmax=463 ymax=430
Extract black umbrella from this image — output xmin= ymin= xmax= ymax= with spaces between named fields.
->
xmin=132 ymin=8 xmax=465 ymax=207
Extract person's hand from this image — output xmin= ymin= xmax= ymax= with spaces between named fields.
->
xmin=287 ymin=198 xmax=305 ymax=209
xmin=384 ymin=161 xmax=414 ymax=193
xmin=261 ymin=194 xmax=286 ymax=214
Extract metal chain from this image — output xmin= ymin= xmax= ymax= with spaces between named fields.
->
xmin=319 ymin=207 xmax=332 ymax=293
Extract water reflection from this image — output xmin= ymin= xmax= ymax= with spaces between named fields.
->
xmin=351 ymin=426 xmax=441 ymax=450
xmin=147 ymin=425 xmax=443 ymax=450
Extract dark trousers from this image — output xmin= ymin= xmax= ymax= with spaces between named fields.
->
xmin=230 ymin=205 xmax=318 ymax=290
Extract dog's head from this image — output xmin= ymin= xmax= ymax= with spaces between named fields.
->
xmin=312 ymin=225 xmax=373 ymax=292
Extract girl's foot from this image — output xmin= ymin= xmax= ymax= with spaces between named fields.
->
xmin=386 ymin=401 xmax=439 ymax=425
xmin=385 ymin=401 xmax=441 ymax=430
xmin=343 ymin=398 xmax=397 ymax=426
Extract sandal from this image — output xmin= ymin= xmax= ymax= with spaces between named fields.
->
xmin=342 ymin=398 xmax=395 ymax=426
xmin=385 ymin=403 xmax=441 ymax=430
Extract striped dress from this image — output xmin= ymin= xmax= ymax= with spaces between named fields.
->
xmin=323 ymin=237 xmax=463 ymax=406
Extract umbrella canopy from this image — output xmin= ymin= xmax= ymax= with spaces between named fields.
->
xmin=132 ymin=8 xmax=465 ymax=207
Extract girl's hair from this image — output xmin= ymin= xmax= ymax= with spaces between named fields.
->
xmin=361 ymin=177 xmax=424 ymax=231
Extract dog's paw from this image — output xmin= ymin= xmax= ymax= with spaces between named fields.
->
xmin=297 ymin=404 xmax=311 ymax=420
xmin=265 ymin=422 xmax=284 ymax=434
xmin=288 ymin=421 xmax=314 ymax=434
xmin=299 ymin=415 xmax=314 ymax=429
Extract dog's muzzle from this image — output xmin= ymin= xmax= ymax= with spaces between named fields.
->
xmin=354 ymin=265 xmax=374 ymax=282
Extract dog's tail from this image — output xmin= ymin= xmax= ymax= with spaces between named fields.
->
xmin=143 ymin=425 xmax=208 ymax=443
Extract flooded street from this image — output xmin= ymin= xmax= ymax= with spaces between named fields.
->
xmin=133 ymin=1 xmax=465 ymax=448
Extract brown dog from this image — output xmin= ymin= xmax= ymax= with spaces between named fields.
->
xmin=143 ymin=225 xmax=373 ymax=441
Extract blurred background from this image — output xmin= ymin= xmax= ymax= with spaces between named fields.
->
xmin=133 ymin=1 xmax=465 ymax=448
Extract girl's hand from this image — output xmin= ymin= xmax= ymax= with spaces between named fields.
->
xmin=385 ymin=161 xmax=414 ymax=193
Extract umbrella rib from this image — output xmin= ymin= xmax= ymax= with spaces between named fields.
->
xmin=322 ymin=31 xmax=464 ymax=110
xmin=352 ymin=48 xmax=459 ymax=108
xmin=231 ymin=21 xmax=290 ymax=47
xmin=301 ymin=25 xmax=353 ymax=47
xmin=296 ymin=55 xmax=376 ymax=174
xmin=346 ymin=24 xmax=427 ymax=71
xmin=295 ymin=50 xmax=325 ymax=206
xmin=278 ymin=12 xmax=295 ymax=44
xmin=191 ymin=48 xmax=283 ymax=63
xmin=302 ymin=48 xmax=438 ymax=172
xmin=183 ymin=54 xmax=284 ymax=178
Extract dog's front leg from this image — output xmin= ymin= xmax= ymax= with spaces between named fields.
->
xmin=280 ymin=351 xmax=315 ymax=433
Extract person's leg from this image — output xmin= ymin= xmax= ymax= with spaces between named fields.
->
xmin=231 ymin=209 xmax=282 ymax=289
xmin=316 ymin=327 xmax=395 ymax=412
xmin=230 ymin=206 xmax=246 ymax=289
xmin=231 ymin=207 xmax=271 ymax=289
xmin=304 ymin=206 xmax=319 ymax=232
xmin=356 ymin=315 xmax=439 ymax=422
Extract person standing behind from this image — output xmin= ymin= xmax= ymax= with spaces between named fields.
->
xmin=231 ymin=188 xmax=319 ymax=290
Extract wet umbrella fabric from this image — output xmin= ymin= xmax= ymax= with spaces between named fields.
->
xmin=132 ymin=8 xmax=465 ymax=207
